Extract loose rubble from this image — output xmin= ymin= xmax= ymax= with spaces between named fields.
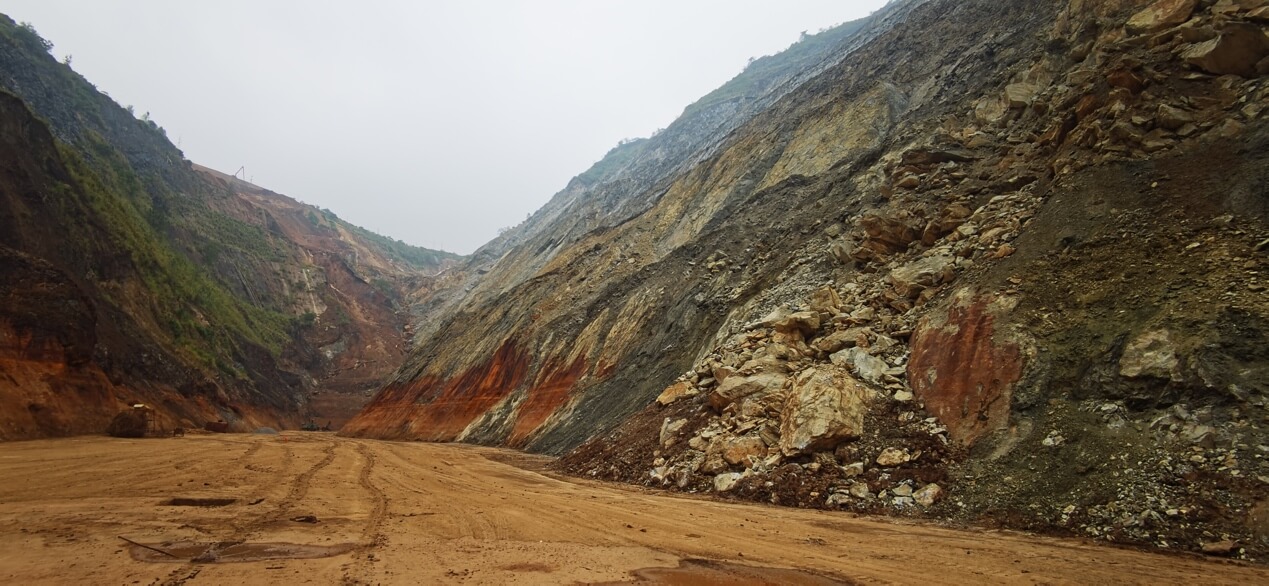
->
xmin=560 ymin=0 xmax=1269 ymax=564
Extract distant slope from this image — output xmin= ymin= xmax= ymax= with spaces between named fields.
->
xmin=342 ymin=2 xmax=927 ymax=447
xmin=0 ymin=15 xmax=459 ymax=438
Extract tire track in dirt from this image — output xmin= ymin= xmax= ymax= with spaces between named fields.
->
xmin=354 ymin=441 xmax=388 ymax=545
xmin=340 ymin=441 xmax=390 ymax=585
xmin=269 ymin=440 xmax=337 ymax=522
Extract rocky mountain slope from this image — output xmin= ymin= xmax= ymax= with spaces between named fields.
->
xmin=346 ymin=0 xmax=1269 ymax=561
xmin=0 ymin=15 xmax=459 ymax=439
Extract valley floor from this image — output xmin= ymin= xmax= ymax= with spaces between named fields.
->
xmin=0 ymin=434 xmax=1262 ymax=585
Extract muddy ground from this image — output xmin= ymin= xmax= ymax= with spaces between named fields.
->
xmin=0 ymin=433 xmax=1264 ymax=585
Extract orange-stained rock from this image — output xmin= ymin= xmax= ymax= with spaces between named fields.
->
xmin=656 ymin=381 xmax=695 ymax=406
xmin=907 ymin=290 xmax=1025 ymax=447
xmin=342 ymin=339 xmax=530 ymax=441
xmin=507 ymin=354 xmax=587 ymax=447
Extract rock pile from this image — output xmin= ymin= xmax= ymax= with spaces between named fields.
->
xmin=560 ymin=0 xmax=1269 ymax=561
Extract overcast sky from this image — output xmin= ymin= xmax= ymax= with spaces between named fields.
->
xmin=4 ymin=1 xmax=889 ymax=254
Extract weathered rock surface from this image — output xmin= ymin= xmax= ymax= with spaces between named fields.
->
xmin=779 ymin=367 xmax=875 ymax=456
xmin=710 ymin=373 xmax=788 ymax=410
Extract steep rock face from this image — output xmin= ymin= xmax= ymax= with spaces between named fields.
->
xmin=544 ymin=0 xmax=1267 ymax=561
xmin=344 ymin=1 xmax=941 ymax=449
xmin=0 ymin=17 xmax=458 ymax=438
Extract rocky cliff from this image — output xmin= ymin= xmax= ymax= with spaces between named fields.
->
xmin=347 ymin=0 xmax=1269 ymax=561
xmin=0 ymin=15 xmax=459 ymax=438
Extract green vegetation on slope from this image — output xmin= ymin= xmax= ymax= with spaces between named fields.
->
xmin=57 ymin=136 xmax=294 ymax=375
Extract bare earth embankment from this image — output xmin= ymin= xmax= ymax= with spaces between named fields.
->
xmin=0 ymin=434 xmax=1264 ymax=585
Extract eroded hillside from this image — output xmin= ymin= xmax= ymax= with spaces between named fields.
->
xmin=346 ymin=0 xmax=1269 ymax=561
xmin=0 ymin=16 xmax=459 ymax=438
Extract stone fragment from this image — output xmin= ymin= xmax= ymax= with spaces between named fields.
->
xmin=808 ymin=286 xmax=843 ymax=313
xmin=1201 ymin=540 xmax=1237 ymax=555
xmin=1119 ymin=329 xmax=1180 ymax=380
xmin=892 ymin=483 xmax=914 ymax=497
xmin=1182 ymin=23 xmax=1269 ymax=77
xmin=876 ymin=447 xmax=912 ymax=467
xmin=657 ymin=382 xmax=694 ymax=406
xmin=895 ymin=174 xmax=921 ymax=189
xmin=889 ymin=254 xmax=955 ymax=299
xmin=826 ymin=493 xmax=852 ymax=506
xmin=1004 ymin=82 xmax=1040 ymax=108
xmin=812 ymin=329 xmax=866 ymax=354
xmin=722 ymin=435 xmax=767 ymax=467
xmin=830 ymin=347 xmax=889 ymax=386
xmin=848 ymin=482 xmax=872 ymax=499
xmin=1126 ymin=0 xmax=1197 ymax=34
xmin=913 ymin=483 xmax=943 ymax=506
xmin=660 ymin=418 xmax=687 ymax=444
xmin=713 ymin=472 xmax=744 ymax=493
xmin=688 ymin=435 xmax=708 ymax=451
xmin=779 ymin=367 xmax=874 ymax=456
xmin=1156 ymin=104 xmax=1194 ymax=131
xmin=772 ymin=311 xmax=821 ymax=335
xmin=710 ymin=372 xmax=788 ymax=410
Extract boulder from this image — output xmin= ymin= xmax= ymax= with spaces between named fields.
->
xmin=813 ymin=328 xmax=868 ymax=354
xmin=1126 ymin=0 xmax=1198 ymax=34
xmin=829 ymin=347 xmax=889 ymax=386
xmin=876 ymin=447 xmax=912 ymax=467
xmin=659 ymin=418 xmax=687 ymax=444
xmin=1119 ymin=329 xmax=1181 ymax=380
xmin=1182 ymin=23 xmax=1269 ymax=77
xmin=1004 ymin=82 xmax=1040 ymax=108
xmin=858 ymin=213 xmax=922 ymax=259
xmin=908 ymin=290 xmax=1025 ymax=446
xmin=778 ymin=367 xmax=875 ymax=456
xmin=889 ymin=254 xmax=955 ymax=299
xmin=808 ymin=286 xmax=843 ymax=313
xmin=771 ymin=311 xmax=821 ymax=335
xmin=722 ymin=435 xmax=767 ymax=467
xmin=656 ymin=381 xmax=694 ymax=406
xmin=713 ymin=472 xmax=744 ymax=493
xmin=709 ymin=372 xmax=788 ymax=410
xmin=913 ymin=483 xmax=943 ymax=507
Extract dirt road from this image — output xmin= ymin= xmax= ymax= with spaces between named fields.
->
xmin=0 ymin=434 xmax=1262 ymax=585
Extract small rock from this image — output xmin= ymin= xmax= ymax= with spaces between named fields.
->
xmin=848 ymin=481 xmax=872 ymax=499
xmin=1201 ymin=540 xmax=1236 ymax=555
xmin=876 ymin=447 xmax=912 ymax=467
xmin=714 ymin=472 xmax=744 ymax=493
xmin=1156 ymin=104 xmax=1194 ymax=131
xmin=660 ymin=418 xmax=688 ymax=444
xmin=913 ymin=483 xmax=943 ymax=507
xmin=826 ymin=493 xmax=852 ymax=506
xmin=892 ymin=484 xmax=914 ymax=497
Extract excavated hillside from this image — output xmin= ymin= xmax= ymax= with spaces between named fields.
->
xmin=347 ymin=0 xmax=1269 ymax=561
xmin=0 ymin=16 xmax=459 ymax=438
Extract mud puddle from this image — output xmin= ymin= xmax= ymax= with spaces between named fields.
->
xmin=128 ymin=540 xmax=356 ymax=563
xmin=603 ymin=558 xmax=854 ymax=585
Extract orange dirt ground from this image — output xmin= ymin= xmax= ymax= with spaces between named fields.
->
xmin=0 ymin=433 xmax=1264 ymax=585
